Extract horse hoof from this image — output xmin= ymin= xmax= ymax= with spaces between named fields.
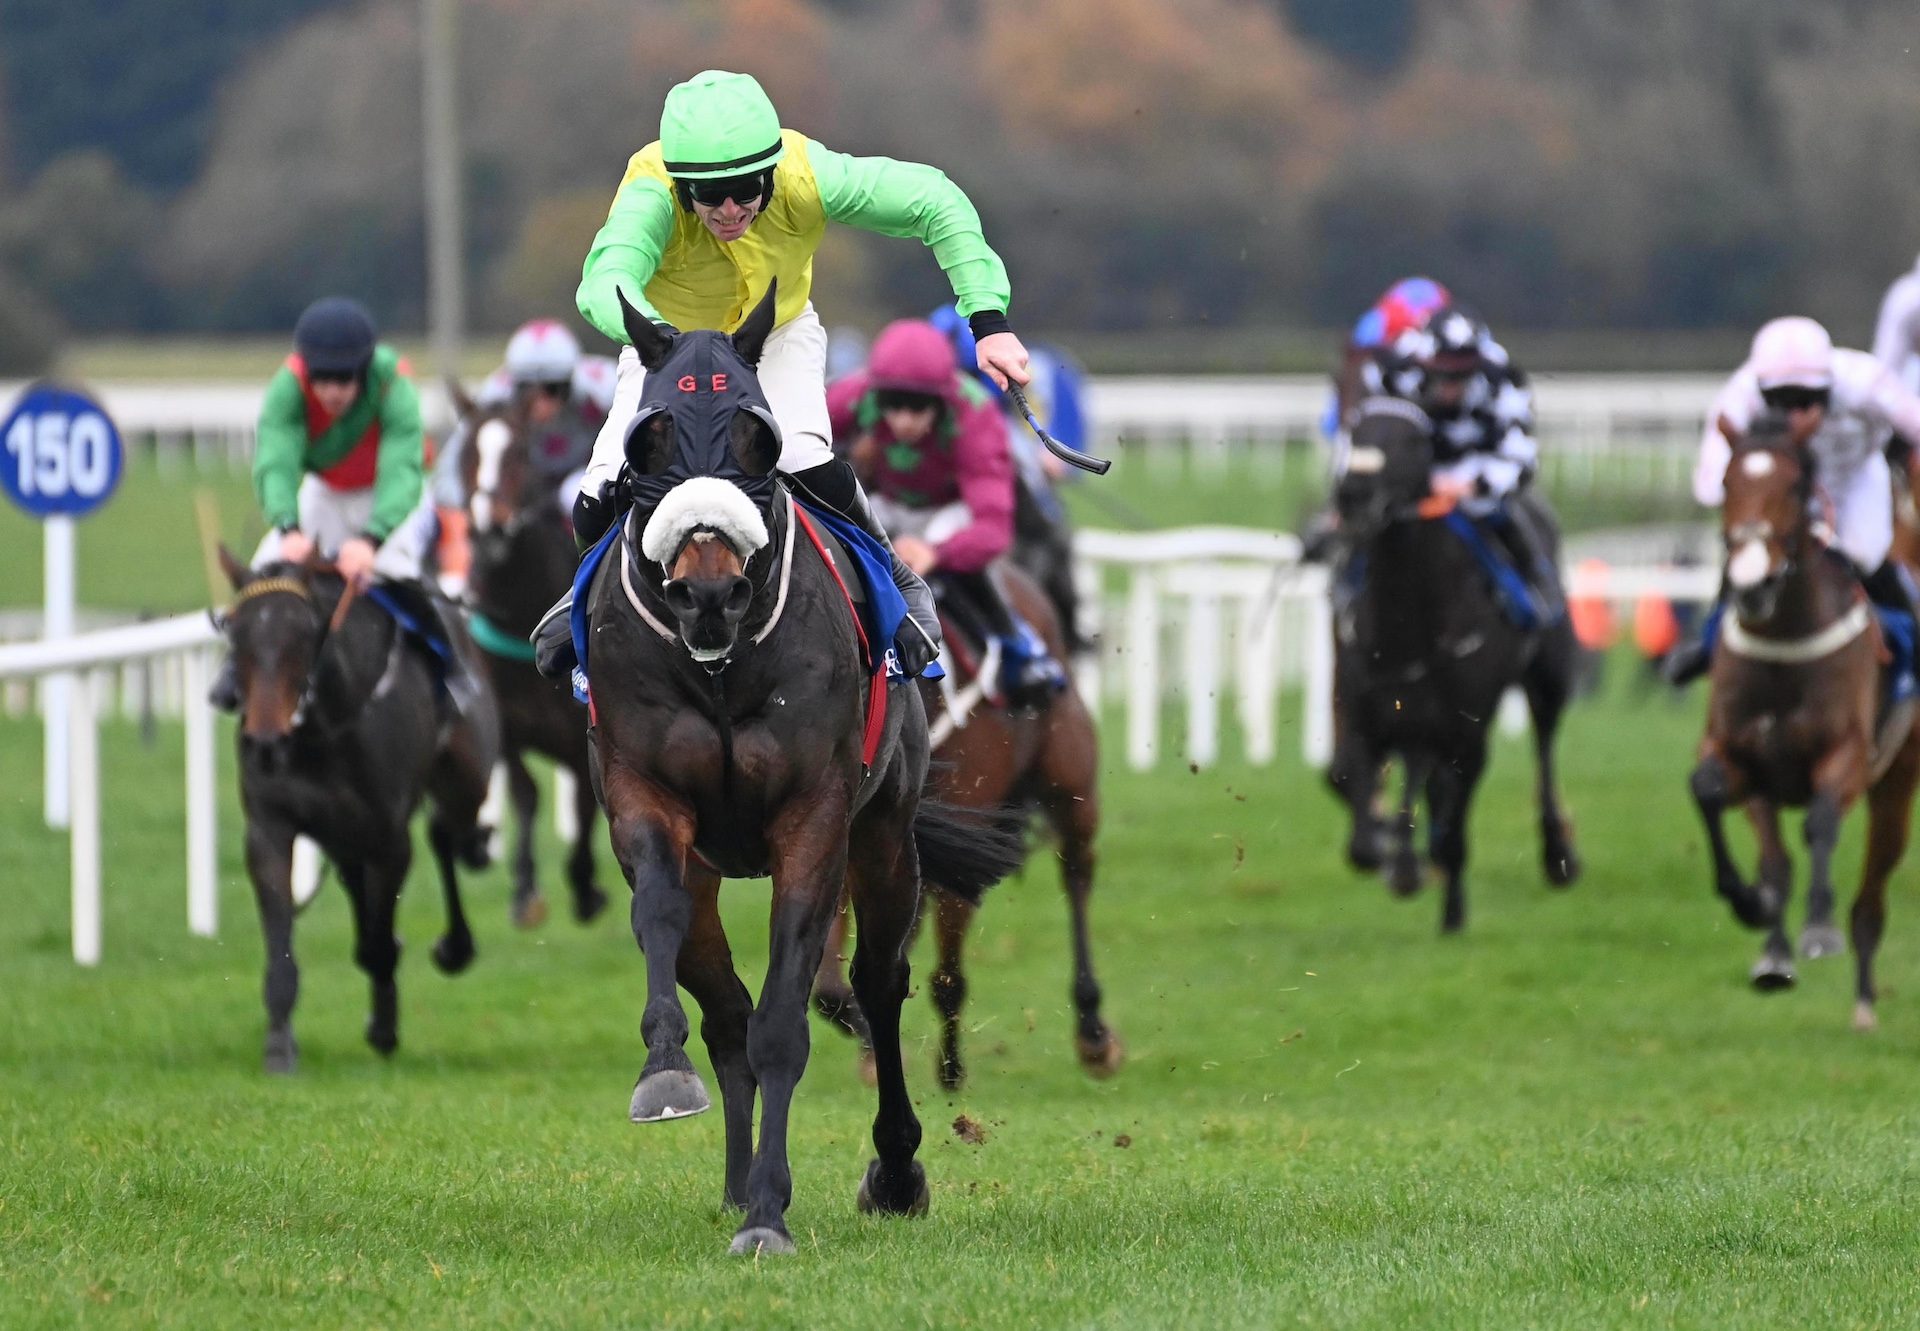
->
xmin=432 ymin=933 xmax=476 ymax=975
xmin=857 ymin=1159 xmax=930 ymax=1217
xmin=572 ymin=885 xmax=609 ymax=924
xmin=1387 ymin=859 xmax=1424 ymax=899
xmin=936 ymin=1054 xmax=964 ymax=1093
xmin=263 ymin=1032 xmax=298 ymax=1075
xmin=1544 ymin=848 xmax=1582 ymax=888
xmin=857 ymin=1049 xmax=879 ymax=1090
xmin=1799 ymin=925 xmax=1846 ymax=960
xmin=727 ymin=1226 xmax=795 ymax=1257
xmin=1853 ymin=1002 xmax=1878 ymax=1032
xmin=366 ymin=1025 xmax=399 ymax=1057
xmin=629 ymin=1069 xmax=711 ymax=1122
xmin=1749 ymin=956 xmax=1796 ymax=991
xmin=1076 ymin=1030 xmax=1126 ymax=1080
xmin=512 ymin=894 xmax=550 ymax=931
xmin=1347 ymin=832 xmax=1385 ymax=873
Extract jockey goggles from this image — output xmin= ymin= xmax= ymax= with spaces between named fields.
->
xmin=1761 ymin=385 xmax=1830 ymax=413
xmin=684 ymin=171 xmax=770 ymax=209
xmin=875 ymin=389 xmax=942 ymax=414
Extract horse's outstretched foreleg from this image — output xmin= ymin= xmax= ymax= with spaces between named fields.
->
xmin=244 ymin=817 xmax=301 ymax=1073
xmin=564 ymin=756 xmax=608 ymax=923
xmin=731 ymin=791 xmax=852 ymax=1257
xmin=1801 ymin=746 xmax=1866 ymax=961
xmin=504 ymin=752 xmax=547 ymax=929
xmin=606 ymin=770 xmax=709 ymax=1124
xmin=929 ymin=890 xmax=975 ymax=1090
xmin=676 ymin=863 xmax=756 ymax=1210
xmin=1428 ymin=740 xmax=1487 ymax=935
xmin=1039 ymin=702 xmax=1122 ymax=1080
xmin=427 ymin=811 xmax=478 ymax=975
xmin=1388 ymin=751 xmax=1432 ymax=899
xmin=343 ymin=841 xmax=407 ymax=1057
xmin=1852 ymin=733 xmax=1920 ymax=1030
xmin=1745 ymin=799 xmax=1796 ymax=990
xmin=1524 ymin=620 xmax=1582 ymax=887
xmin=1689 ymin=750 xmax=1774 ymax=929
xmin=848 ymin=807 xmax=929 ymax=1220
xmin=810 ymin=895 xmax=871 ymax=1054
xmin=1328 ymin=692 xmax=1386 ymax=872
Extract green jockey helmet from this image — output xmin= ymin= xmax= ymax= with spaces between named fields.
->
xmin=660 ymin=71 xmax=786 ymax=179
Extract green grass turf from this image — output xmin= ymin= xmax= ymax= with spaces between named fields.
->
xmin=4 ymin=662 xmax=1919 ymax=1328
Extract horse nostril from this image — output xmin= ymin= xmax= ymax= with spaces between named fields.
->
xmin=664 ymin=581 xmax=697 ymax=619
xmin=724 ymin=576 xmax=751 ymax=622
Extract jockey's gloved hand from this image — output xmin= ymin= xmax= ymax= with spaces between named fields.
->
xmin=573 ymin=485 xmax=621 ymax=553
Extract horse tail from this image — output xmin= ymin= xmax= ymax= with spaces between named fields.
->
xmin=911 ymin=798 xmax=1027 ymax=905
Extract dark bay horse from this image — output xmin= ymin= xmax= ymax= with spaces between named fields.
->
xmin=1689 ymin=414 xmax=1920 ymax=1023
xmin=217 ymin=552 xmax=500 ymax=1071
xmin=812 ymin=559 xmax=1121 ymax=1090
xmin=585 ymin=287 xmax=1023 ymax=1256
xmin=1327 ymin=397 xmax=1581 ymax=932
xmin=453 ymin=390 xmax=609 ymax=929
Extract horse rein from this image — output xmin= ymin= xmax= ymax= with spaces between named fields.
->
xmin=225 ymin=572 xmax=363 ymax=732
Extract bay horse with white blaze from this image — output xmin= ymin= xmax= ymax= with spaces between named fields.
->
xmin=1689 ymin=412 xmax=1920 ymax=1022
xmin=584 ymin=285 xmax=1023 ymax=1256
xmin=217 ymin=553 xmax=500 ymax=1071
xmin=812 ymin=559 xmax=1122 ymax=1090
xmin=453 ymin=390 xmax=609 ymax=929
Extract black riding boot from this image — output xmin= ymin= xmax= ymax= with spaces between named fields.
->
xmin=1483 ymin=506 xmax=1563 ymax=621
xmin=1861 ymin=559 xmax=1920 ymax=701
xmin=386 ymin=580 xmax=485 ymax=718
xmin=785 ymin=459 xmax=943 ymax=677
xmin=530 ymin=485 xmax=627 ymax=682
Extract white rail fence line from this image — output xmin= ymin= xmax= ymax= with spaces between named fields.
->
xmin=2 ymin=530 xmax=1722 ymax=965
xmin=2 ymin=375 xmax=1726 ymax=492
xmin=0 ymin=613 xmax=222 ymax=965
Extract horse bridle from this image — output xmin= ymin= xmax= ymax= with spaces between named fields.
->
xmin=222 ymin=573 xmax=362 ymax=733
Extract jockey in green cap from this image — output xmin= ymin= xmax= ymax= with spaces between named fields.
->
xmin=547 ymin=69 xmax=1031 ymax=679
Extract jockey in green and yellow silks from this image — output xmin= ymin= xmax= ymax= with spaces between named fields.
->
xmin=545 ymin=69 xmax=1032 ymax=681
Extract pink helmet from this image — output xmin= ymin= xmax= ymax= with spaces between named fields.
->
xmin=867 ymin=319 xmax=959 ymax=398
xmin=1749 ymin=316 xmax=1834 ymax=391
xmin=504 ymin=318 xmax=581 ymax=385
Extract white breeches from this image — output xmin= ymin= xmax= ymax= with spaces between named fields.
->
xmin=870 ymin=496 xmax=974 ymax=546
xmin=251 ymin=475 xmax=438 ymax=581
xmin=580 ymin=302 xmax=835 ymax=498
xmin=1826 ymin=453 xmax=1894 ymax=571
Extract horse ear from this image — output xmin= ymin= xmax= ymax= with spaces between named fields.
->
xmin=217 ymin=543 xmax=250 ymax=590
xmin=1716 ymin=413 xmax=1744 ymax=450
xmin=731 ymin=280 xmax=778 ymax=366
xmin=444 ymin=375 xmax=478 ymax=423
xmin=618 ymin=288 xmax=676 ymax=372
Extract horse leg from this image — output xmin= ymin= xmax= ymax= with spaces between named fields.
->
xmin=343 ymin=842 xmax=407 ymax=1056
xmin=244 ymin=818 xmax=300 ymax=1073
xmin=810 ymin=894 xmax=872 ymax=1054
xmin=1688 ymin=750 xmax=1773 ymax=928
xmin=427 ymin=810 xmax=478 ymax=975
xmin=564 ymin=756 xmax=609 ymax=923
xmin=1038 ymin=709 xmax=1122 ymax=1079
xmin=1800 ymin=745 xmax=1865 ymax=960
xmin=1745 ymin=800 xmax=1796 ymax=990
xmin=731 ymin=796 xmax=851 ymax=1257
xmin=1388 ymin=752 xmax=1431 ymax=898
xmin=504 ymin=753 xmax=547 ymax=929
xmin=1523 ymin=623 xmax=1583 ymax=887
xmin=847 ymin=812 xmax=930 ymax=1221
xmin=606 ymin=772 xmax=709 ymax=1124
xmin=1330 ymin=711 xmax=1386 ymax=872
xmin=1852 ymin=736 xmax=1920 ymax=1030
xmin=1429 ymin=741 xmax=1487 ymax=935
xmin=676 ymin=863 xmax=757 ymax=1209
xmin=929 ymin=891 xmax=975 ymax=1091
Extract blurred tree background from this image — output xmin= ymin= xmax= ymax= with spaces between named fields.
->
xmin=0 ymin=0 xmax=1915 ymax=371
